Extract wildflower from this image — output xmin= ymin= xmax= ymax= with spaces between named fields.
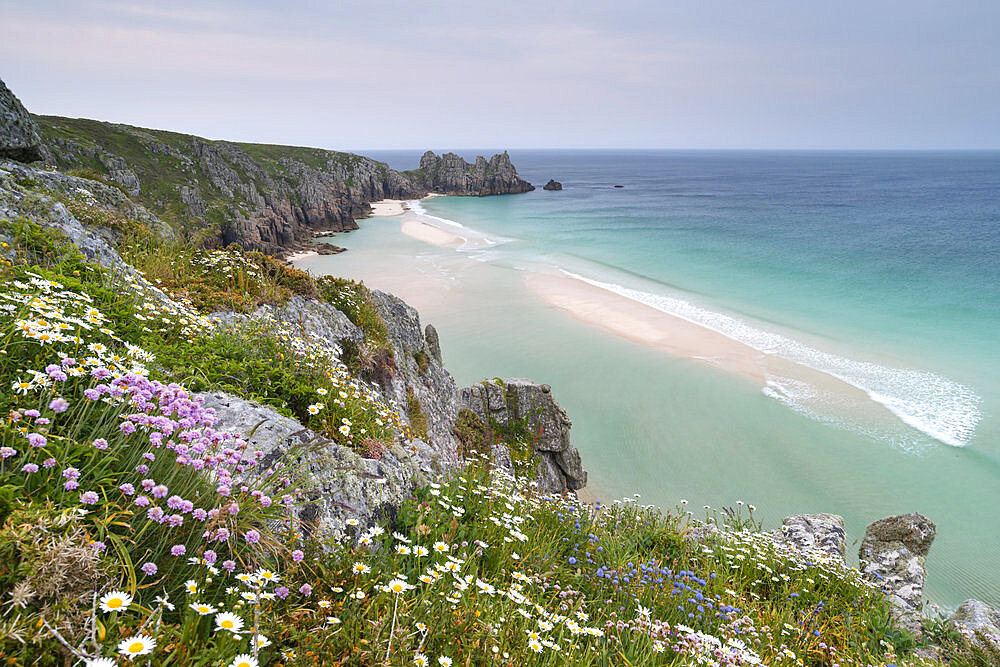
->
xmin=85 ymin=658 xmax=116 ymax=667
xmin=388 ymin=579 xmax=414 ymax=594
xmin=528 ymin=639 xmax=543 ymax=653
xmin=433 ymin=541 xmax=449 ymax=553
xmin=252 ymin=634 xmax=272 ymax=649
xmin=438 ymin=658 xmax=452 ymax=667
xmin=117 ymin=634 xmax=155 ymax=659
xmin=141 ymin=562 xmax=157 ymax=577
xmin=291 ymin=549 xmax=304 ymax=562
xmin=170 ymin=544 xmax=186 ymax=556
xmin=99 ymin=590 xmax=133 ymax=612
xmin=244 ymin=529 xmax=261 ymax=544
xmin=414 ymin=654 xmax=429 ymax=666
xmin=299 ymin=584 xmax=313 ymax=596
xmin=326 ymin=616 xmax=341 ymax=625
xmin=22 ymin=463 xmax=38 ymax=473
xmin=49 ymin=397 xmax=69 ymax=412
xmin=215 ymin=612 xmax=244 ymax=633
xmin=27 ymin=432 xmax=46 ymax=447
xmin=184 ymin=580 xmax=198 ymax=594
xmin=189 ymin=602 xmax=217 ymax=615
xmin=229 ymin=655 xmax=258 ymax=667
xmin=80 ymin=491 xmax=99 ymax=505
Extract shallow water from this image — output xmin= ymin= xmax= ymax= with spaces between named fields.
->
xmin=297 ymin=150 xmax=1000 ymax=609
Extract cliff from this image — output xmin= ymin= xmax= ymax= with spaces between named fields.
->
xmin=405 ymin=150 xmax=534 ymax=195
xmin=0 ymin=80 xmax=44 ymax=162
xmin=30 ymin=113 xmax=534 ymax=256
xmin=34 ymin=115 xmax=423 ymax=255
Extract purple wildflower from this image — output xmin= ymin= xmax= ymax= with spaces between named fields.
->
xmin=141 ymin=562 xmax=158 ymax=576
xmin=80 ymin=491 xmax=99 ymax=504
xmin=170 ymin=544 xmax=186 ymax=556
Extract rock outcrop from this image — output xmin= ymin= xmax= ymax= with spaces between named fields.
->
xmin=770 ymin=513 xmax=847 ymax=562
xmin=199 ymin=391 xmax=425 ymax=543
xmin=457 ymin=378 xmax=586 ymax=493
xmin=407 ymin=151 xmax=534 ymax=196
xmin=949 ymin=599 xmax=1000 ymax=648
xmin=542 ymin=179 xmax=562 ymax=191
xmin=370 ymin=290 xmax=461 ymax=470
xmin=0 ymin=79 xmax=44 ymax=163
xmin=859 ymin=512 xmax=936 ymax=630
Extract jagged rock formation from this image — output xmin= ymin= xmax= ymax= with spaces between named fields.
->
xmin=949 ymin=599 xmax=1000 ymax=648
xmin=859 ymin=512 xmax=937 ymax=631
xmin=199 ymin=391 xmax=426 ymax=543
xmin=35 ymin=115 xmax=422 ymax=256
xmin=407 ymin=151 xmax=534 ymax=196
xmin=0 ymin=80 xmax=44 ymax=163
xmin=457 ymin=378 xmax=586 ymax=493
xmin=370 ymin=290 xmax=461 ymax=469
xmin=543 ymin=179 xmax=562 ymax=191
xmin=770 ymin=513 xmax=847 ymax=562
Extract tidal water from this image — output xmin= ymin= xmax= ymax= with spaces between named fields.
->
xmin=297 ymin=150 xmax=1000 ymax=609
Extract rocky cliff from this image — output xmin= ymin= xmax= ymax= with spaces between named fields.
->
xmin=1 ymin=80 xmax=44 ymax=163
xmin=30 ymin=111 xmax=533 ymax=255
xmin=406 ymin=151 xmax=534 ymax=196
xmin=34 ymin=115 xmax=423 ymax=255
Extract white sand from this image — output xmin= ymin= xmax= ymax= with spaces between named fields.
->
xmin=401 ymin=219 xmax=466 ymax=247
xmin=368 ymin=199 xmax=409 ymax=217
xmin=285 ymin=249 xmax=318 ymax=262
xmin=525 ymin=272 xmax=902 ymax=435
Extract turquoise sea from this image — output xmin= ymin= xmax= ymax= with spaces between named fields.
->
xmin=296 ymin=150 xmax=1000 ymax=610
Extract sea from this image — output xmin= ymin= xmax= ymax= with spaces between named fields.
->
xmin=295 ymin=150 xmax=1000 ymax=610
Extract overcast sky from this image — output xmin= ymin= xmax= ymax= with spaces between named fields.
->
xmin=3 ymin=1 xmax=999 ymax=150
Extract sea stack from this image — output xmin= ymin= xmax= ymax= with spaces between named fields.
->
xmin=543 ymin=179 xmax=563 ymax=190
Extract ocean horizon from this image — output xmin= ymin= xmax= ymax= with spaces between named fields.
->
xmin=296 ymin=149 xmax=1000 ymax=610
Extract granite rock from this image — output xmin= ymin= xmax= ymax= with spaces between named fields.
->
xmin=198 ymin=391 xmax=425 ymax=543
xmin=0 ymin=79 xmax=43 ymax=162
xmin=859 ymin=512 xmax=936 ymax=631
xmin=542 ymin=179 xmax=562 ymax=191
xmin=949 ymin=599 xmax=1000 ymax=648
xmin=770 ymin=513 xmax=847 ymax=562
xmin=457 ymin=378 xmax=586 ymax=493
xmin=409 ymin=151 xmax=534 ymax=196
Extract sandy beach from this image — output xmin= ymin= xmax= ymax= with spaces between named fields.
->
xmin=400 ymin=218 xmax=466 ymax=247
xmin=368 ymin=199 xmax=409 ymax=217
xmin=285 ymin=249 xmax=318 ymax=262
xmin=526 ymin=271 xmax=906 ymax=429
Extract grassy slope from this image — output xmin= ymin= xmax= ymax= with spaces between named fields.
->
xmin=33 ymin=115 xmax=396 ymax=237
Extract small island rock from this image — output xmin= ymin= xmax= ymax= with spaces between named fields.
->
xmin=543 ymin=179 xmax=562 ymax=191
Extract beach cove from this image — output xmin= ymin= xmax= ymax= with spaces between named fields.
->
xmin=294 ymin=150 xmax=1000 ymax=611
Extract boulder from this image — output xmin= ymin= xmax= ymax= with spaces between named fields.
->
xmin=771 ymin=513 xmax=847 ymax=562
xmin=542 ymin=179 xmax=562 ymax=191
xmin=0 ymin=79 xmax=43 ymax=162
xmin=858 ymin=512 xmax=936 ymax=631
xmin=315 ymin=242 xmax=347 ymax=255
xmin=199 ymin=391 xmax=426 ymax=543
xmin=949 ymin=599 xmax=1000 ymax=649
xmin=457 ymin=378 xmax=587 ymax=493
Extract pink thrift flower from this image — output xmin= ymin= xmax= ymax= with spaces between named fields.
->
xmin=170 ymin=544 xmax=186 ymax=556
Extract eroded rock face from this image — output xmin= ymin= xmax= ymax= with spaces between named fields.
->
xmin=411 ymin=151 xmax=534 ymax=196
xmin=371 ymin=290 xmax=460 ymax=470
xmin=0 ymin=79 xmax=43 ymax=163
xmin=199 ymin=391 xmax=426 ymax=543
xmin=771 ymin=513 xmax=847 ymax=562
xmin=457 ymin=378 xmax=586 ymax=493
xmin=949 ymin=599 xmax=1000 ymax=648
xmin=859 ymin=512 xmax=936 ymax=630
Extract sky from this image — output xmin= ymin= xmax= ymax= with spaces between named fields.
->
xmin=2 ymin=0 xmax=999 ymax=150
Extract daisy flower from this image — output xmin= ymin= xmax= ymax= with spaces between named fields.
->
xmin=98 ymin=590 xmax=133 ymax=613
xmin=84 ymin=658 xmax=116 ymax=667
xmin=189 ymin=602 xmax=217 ymax=615
xmin=215 ymin=611 xmax=244 ymax=633
xmin=228 ymin=655 xmax=258 ymax=667
xmin=117 ymin=634 xmax=155 ymax=659
xmin=352 ymin=562 xmax=370 ymax=574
